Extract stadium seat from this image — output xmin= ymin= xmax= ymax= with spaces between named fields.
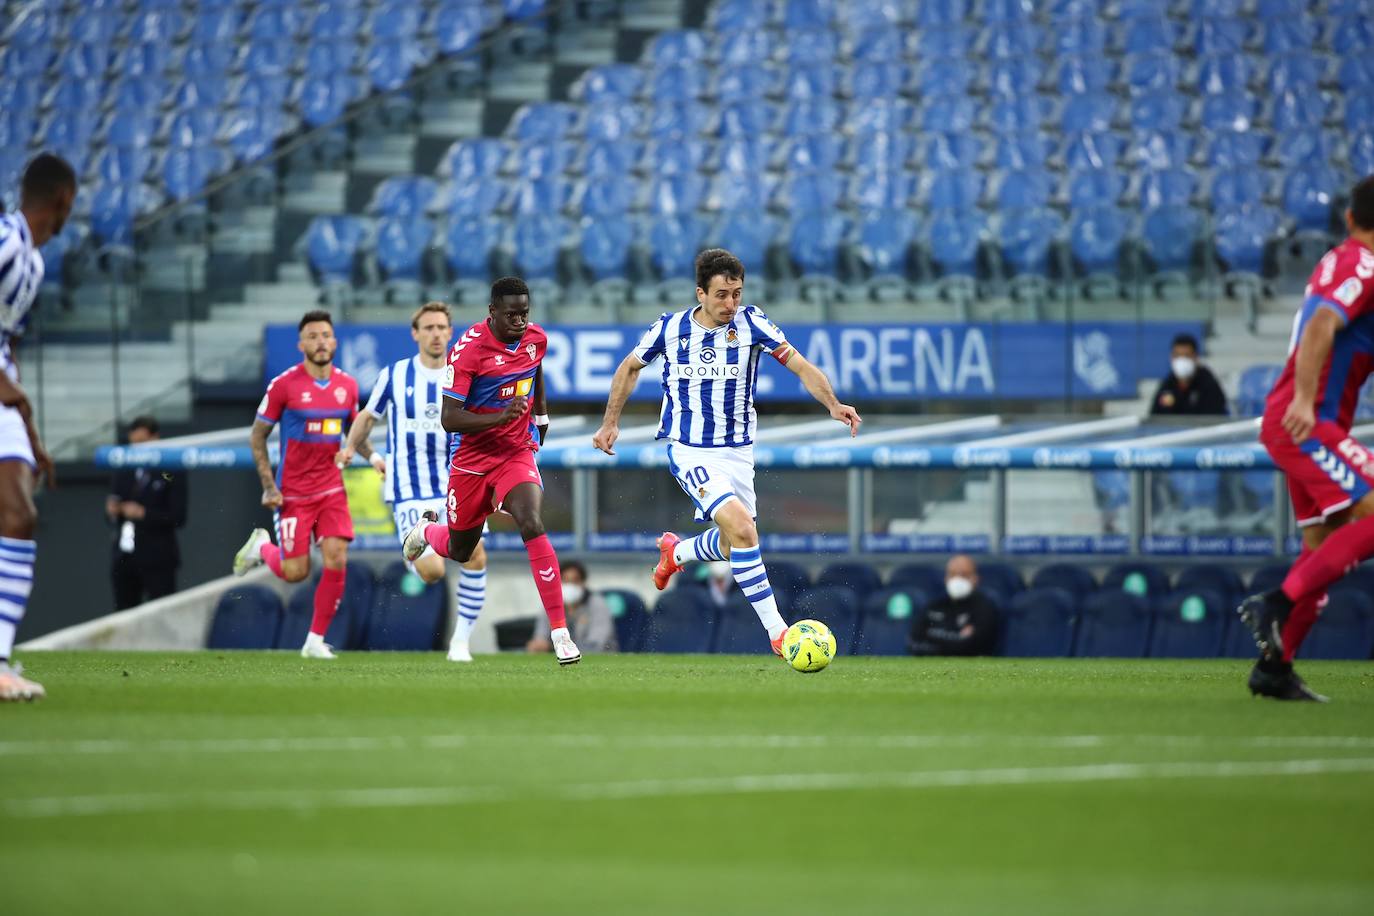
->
xmin=920 ymin=95 xmax=978 ymax=133
xmin=847 ymin=172 xmax=917 ymax=212
xmin=1103 ymin=563 xmax=1170 ymax=597
xmin=1060 ymin=94 xmax=1118 ymax=135
xmin=888 ymin=563 xmax=946 ymax=596
xmin=368 ymin=177 xmax=439 ymax=221
xmin=927 ymin=211 xmax=986 ymax=280
xmin=1069 ymin=206 xmax=1129 ymax=279
xmin=304 ymin=215 xmax=368 ymax=286
xmin=992 ymin=133 xmax=1049 ymax=171
xmin=712 ymin=594 xmax=776 ymax=655
xmin=915 ymin=61 xmax=975 ymax=98
xmin=508 ymin=102 xmax=578 ymax=142
xmin=1056 ymin=57 xmax=1114 ymax=96
xmin=1247 ymin=563 xmax=1289 ymax=597
xmin=925 ymin=169 xmax=985 ymax=212
xmin=647 ymin=174 xmax=706 ymax=217
xmin=1137 ymin=169 xmax=1196 ymax=210
xmin=792 ymin=586 xmax=861 ymax=654
xmin=996 ymin=169 xmax=1053 ymax=212
xmin=854 ymin=588 xmax=925 ymax=656
xmin=279 ymin=581 xmax=351 ymax=653
xmin=374 ymin=216 xmax=434 ymax=293
xmin=973 ymin=562 xmax=1025 ymax=607
xmin=1030 ymin=564 xmax=1098 ymax=602
xmin=1275 ymin=132 xmax=1342 ymax=172
xmin=789 ymin=211 xmax=849 ymax=280
xmin=1175 ymin=567 xmax=1245 ymax=608
xmin=817 ymin=563 xmax=883 ymax=601
xmin=512 ymin=214 xmax=571 ymax=282
xmin=1141 ymin=207 xmax=1202 ymax=280
xmin=1000 ymin=588 xmax=1077 ymax=658
xmin=643 ymin=588 xmax=718 ymax=653
xmin=444 ymin=216 xmax=504 ymax=283
xmin=1215 ymin=205 xmax=1283 ymax=276
xmin=1148 ymin=590 xmax=1227 ymax=658
xmin=1075 ymin=592 xmax=1151 ymax=658
xmin=714 ymin=211 xmax=780 ymax=279
xmin=1299 ymin=590 xmax=1374 ymax=661
xmin=364 ymin=563 xmax=446 ymax=651
xmin=647 ymin=214 xmax=708 ymax=281
xmin=580 ymin=217 xmax=633 ymax=285
xmin=602 ymin=589 xmax=648 ymax=653
xmin=206 ymin=586 xmax=283 ymax=650
xmin=998 ymin=209 xmax=1062 ymax=280
xmin=441 ymin=139 xmax=511 ymax=182
xmin=1124 ymin=52 xmax=1180 ymax=93
xmin=1282 ymin=165 xmax=1341 ymax=233
xmin=988 ymin=95 xmax=1051 ymax=135
xmin=854 ymin=209 xmax=919 ymax=291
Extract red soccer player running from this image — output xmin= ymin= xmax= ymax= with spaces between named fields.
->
xmin=400 ymin=278 xmax=578 ymax=665
xmin=1239 ymin=175 xmax=1374 ymax=702
xmin=232 ymin=310 xmax=369 ymax=659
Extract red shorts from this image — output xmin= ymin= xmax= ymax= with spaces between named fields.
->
xmin=1260 ymin=417 xmax=1374 ymax=527
xmin=446 ymin=451 xmax=543 ymax=531
xmin=275 ymin=490 xmax=354 ymax=558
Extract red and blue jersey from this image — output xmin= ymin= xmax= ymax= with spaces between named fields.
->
xmin=443 ymin=320 xmax=543 ymax=474
xmin=256 ymin=364 xmax=359 ymax=499
xmin=1267 ymin=238 xmax=1374 ymax=431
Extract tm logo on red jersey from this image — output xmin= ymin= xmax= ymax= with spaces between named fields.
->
xmin=305 ymin=418 xmax=343 ymax=436
xmin=499 ymin=378 xmax=534 ymax=399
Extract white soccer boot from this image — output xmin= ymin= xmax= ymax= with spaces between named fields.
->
xmin=402 ymin=510 xmax=440 ymax=563
xmin=551 ymin=626 xmax=581 ymax=666
xmin=300 ymin=636 xmax=337 ymax=660
xmin=233 ymin=528 xmax=271 ymax=576
xmin=0 ymin=662 xmax=45 ymax=701
xmin=447 ymin=641 xmax=473 ymax=663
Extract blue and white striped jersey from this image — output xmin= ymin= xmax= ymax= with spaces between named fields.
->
xmin=0 ymin=212 xmax=45 ymax=383
xmin=363 ymin=356 xmax=449 ymax=503
xmin=633 ymin=305 xmax=792 ymax=448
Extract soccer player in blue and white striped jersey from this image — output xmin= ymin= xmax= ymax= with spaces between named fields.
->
xmin=0 ymin=154 xmax=76 ymax=701
xmin=338 ymin=302 xmax=489 ymax=661
xmin=592 ymin=249 xmax=861 ymax=656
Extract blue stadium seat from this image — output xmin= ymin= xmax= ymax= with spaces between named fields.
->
xmin=442 ymin=139 xmax=511 ymax=182
xmin=1130 ymin=91 xmax=1186 ymax=133
xmin=511 ymin=177 xmax=571 ymax=216
xmin=782 ymin=62 xmax=839 ymax=101
xmin=89 ymin=184 xmax=139 ymax=246
xmin=709 ymin=0 xmax=770 ymax=30
xmin=1030 ymin=564 xmax=1098 ymax=601
xmin=714 ymin=63 xmax=780 ymax=103
xmin=1347 ymin=95 xmax=1374 ymax=135
xmin=789 ymin=212 xmax=849 ymax=278
xmin=846 ymin=0 xmax=904 ymax=32
xmin=1125 ymin=52 xmax=1181 ymax=93
xmin=508 ymin=102 xmax=578 ymax=141
xmin=1275 ymin=132 xmax=1341 ymax=171
xmin=643 ymin=588 xmax=717 ymax=653
xmin=781 ymin=134 xmax=845 ymax=173
xmin=206 ymin=586 xmax=283 ymax=650
xmin=602 ymin=589 xmax=649 ymax=653
xmin=1339 ymin=57 xmax=1374 ymax=95
xmin=1329 ymin=16 xmax=1374 ymax=56
xmin=1066 ymin=168 xmax=1125 ymax=210
xmin=1351 ymin=132 xmax=1374 ymax=179
xmin=368 ymin=177 xmax=439 ymax=220
xmin=513 ymin=141 xmax=576 ymax=181
xmin=707 ymin=172 xmax=773 ymax=213
xmin=364 ymin=563 xmax=446 ymax=651
xmin=1282 ymin=165 xmax=1341 ymax=232
xmin=721 ymin=100 xmax=781 ymax=137
xmin=921 ymin=133 xmax=988 ymax=171
xmin=1211 ymin=170 xmax=1269 ymax=211
xmin=444 ymin=216 xmax=503 ymax=281
xmin=297 ymin=73 xmax=362 ymax=127
xmin=848 ymin=99 xmax=917 ymax=136
xmin=889 ymin=563 xmax=946 ymax=596
xmin=1175 ymin=567 xmax=1245 ymax=607
xmin=432 ymin=2 xmax=491 ymax=54
xmin=999 ymin=209 xmax=1062 ymax=278
xmin=1062 ymin=132 xmax=1126 ymax=172
xmin=982 ymin=24 xmax=1043 ymax=60
xmin=782 ymin=29 xmax=840 ymax=63
xmin=1103 ymin=562 xmax=1171 ymax=597
xmin=915 ymin=60 xmax=975 ymax=98
xmin=1000 ymin=588 xmax=1077 ymax=657
xmin=1299 ymin=590 xmax=1374 ymax=660
xmin=1149 ymin=590 xmax=1227 ymax=658
xmin=855 ymin=209 xmax=919 ymax=281
xmin=647 ymin=173 xmax=705 ymax=216
xmin=855 ymin=588 xmax=926 ymax=656
xmin=782 ymin=0 xmax=833 ymax=31
xmin=1261 ymin=18 xmax=1319 ymax=54
xmin=1061 ymin=94 xmax=1118 ymax=135
xmin=715 ymin=137 xmax=772 ymax=176
xmin=920 ymin=95 xmax=978 ymax=133
xmin=365 ymin=41 xmax=423 ymax=92
xmin=793 ymin=586 xmax=861 ymax=654
xmin=782 ymin=172 xmax=842 ymax=215
xmin=1076 ymin=591 xmax=1151 ymax=657
xmin=926 ymin=169 xmax=985 ymax=211
xmin=639 ymin=140 xmax=702 ymax=178
xmin=1093 ymin=470 xmax=1131 ymax=511
xmin=1272 ymin=89 xmax=1330 ymax=135
xmin=1195 ymin=53 xmax=1252 ymax=95
xmin=314 ymin=6 xmax=367 ymax=41
xmin=646 ymin=29 xmax=708 ymax=66
xmin=246 ymin=6 xmax=305 ymax=42
xmin=1119 ymin=16 xmax=1178 ymax=55
xmin=1265 ymin=54 xmax=1323 ymax=96
xmin=1202 ymin=132 xmax=1266 ymax=170
xmin=848 ymin=61 xmax=909 ymax=100
xmin=915 ymin=25 xmax=975 ymax=60
xmin=446 ymin=177 xmax=508 ymax=219
xmin=1140 ymin=206 xmax=1202 ymax=275
xmin=161 ymin=147 xmax=225 ymax=201
xmin=712 ymin=595 xmax=776 ymax=655
xmin=988 ymin=95 xmax=1051 ymax=135
xmin=1070 ymin=206 xmax=1128 ymax=276
xmin=512 ymin=215 xmax=570 ymax=282
xmin=928 ymin=211 xmax=986 ymax=277
xmin=1200 ymin=91 xmax=1258 ymax=133
xmin=717 ymin=30 xmax=775 ymax=64
xmin=847 ymin=171 xmax=916 ymax=211
xmin=581 ymin=102 xmax=641 ymax=143
xmin=817 ymin=562 xmax=884 ymax=601
xmin=375 ymin=216 xmax=433 ymax=285
xmin=647 ymin=214 xmax=707 ymax=279
xmin=1056 ymin=57 xmax=1114 ymax=95
xmin=975 ymin=562 xmax=1025 ymax=605
xmin=1236 ymin=364 xmax=1282 ymax=416
xmin=305 ymin=215 xmax=368 ymax=285
xmin=916 ymin=0 xmax=967 ymax=26
xmin=1216 ymin=205 xmax=1282 ymax=275
xmin=714 ymin=212 xmax=780 ymax=278
xmin=1138 ymin=168 xmax=1196 ymax=209
xmin=1194 ymin=17 xmax=1249 ymax=55
xmin=368 ymin=2 xmax=423 ymax=41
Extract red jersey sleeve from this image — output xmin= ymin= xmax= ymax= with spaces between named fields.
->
xmin=444 ymin=331 xmax=480 ymax=404
xmin=256 ymin=370 xmax=291 ymax=426
xmin=1308 ymin=242 xmax=1374 ymax=324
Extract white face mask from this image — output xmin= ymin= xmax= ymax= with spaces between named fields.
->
xmin=946 ymin=576 xmax=974 ymax=601
xmin=1171 ymin=356 xmax=1196 ymax=381
xmin=561 ymin=583 xmax=586 ymax=606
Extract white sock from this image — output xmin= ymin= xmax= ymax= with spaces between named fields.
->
xmin=729 ymin=543 xmax=786 ymax=639
xmin=0 ymin=537 xmax=36 ymax=661
xmin=452 ymin=567 xmax=485 ymax=646
xmin=673 ymin=528 xmax=726 ymax=566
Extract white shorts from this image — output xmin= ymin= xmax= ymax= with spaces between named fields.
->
xmin=0 ymin=405 xmax=34 ymax=469
xmin=392 ymin=497 xmax=487 ymax=557
xmin=666 ymin=441 xmax=756 ymax=523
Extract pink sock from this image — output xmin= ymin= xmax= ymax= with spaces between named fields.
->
xmin=524 ymin=534 xmax=566 ymax=630
xmin=1283 ymin=515 xmax=1374 ymax=602
xmin=260 ymin=542 xmax=284 ymax=578
xmin=1279 ymin=544 xmax=1321 ymax=662
xmin=310 ymin=566 xmax=346 ymax=637
xmin=424 ymin=524 xmax=451 ymax=558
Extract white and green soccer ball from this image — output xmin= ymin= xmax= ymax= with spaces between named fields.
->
xmin=781 ymin=619 xmax=836 ymax=673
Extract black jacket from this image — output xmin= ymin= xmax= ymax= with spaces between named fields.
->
xmin=1149 ymin=365 xmax=1228 ymax=416
xmin=909 ymin=591 xmax=1000 ymax=657
xmin=109 ymin=467 xmax=188 ymax=568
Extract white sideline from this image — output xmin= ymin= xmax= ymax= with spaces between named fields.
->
xmin=6 ymin=756 xmax=1373 ymax=819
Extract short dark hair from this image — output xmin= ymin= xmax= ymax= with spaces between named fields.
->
xmin=490 ymin=276 xmax=530 ymax=303
xmin=128 ymin=415 xmax=159 ymax=436
xmin=1171 ymin=333 xmax=1199 ymax=352
xmin=21 ymin=153 xmax=76 ymax=204
xmin=1350 ymin=175 xmax=1374 ymax=232
xmin=695 ymin=248 xmax=744 ymax=292
xmin=560 ymin=560 xmax=587 ymax=581
xmin=299 ymin=309 xmax=333 ymax=331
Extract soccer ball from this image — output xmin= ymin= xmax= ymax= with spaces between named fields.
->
xmin=781 ymin=619 xmax=835 ymax=673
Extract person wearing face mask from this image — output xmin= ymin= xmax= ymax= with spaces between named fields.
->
xmin=527 ymin=560 xmax=618 ymax=654
xmin=908 ymin=554 xmax=999 ymax=656
xmin=1150 ymin=333 xmax=1228 ymax=417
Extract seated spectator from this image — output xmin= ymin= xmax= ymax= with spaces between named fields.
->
xmin=527 ymin=561 xmax=617 ymax=654
xmin=1150 ymin=332 xmax=1228 ymax=416
xmin=909 ymin=554 xmax=999 ymax=656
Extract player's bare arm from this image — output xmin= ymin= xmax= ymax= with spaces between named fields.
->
xmin=0 ymin=373 xmax=31 ymax=422
xmin=24 ymin=415 xmax=53 ymax=489
xmin=442 ymin=394 xmax=528 ymax=436
xmin=337 ymin=411 xmax=383 ymax=473
xmin=782 ymin=350 xmax=862 ymax=437
xmin=1285 ymin=307 xmax=1342 ymax=442
xmin=592 ymin=354 xmax=647 ymax=455
xmin=249 ymin=418 xmax=282 ymax=508
xmin=532 ymin=365 xmax=549 ymax=445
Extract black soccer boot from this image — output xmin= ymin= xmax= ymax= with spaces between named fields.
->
xmin=1236 ymin=589 xmax=1294 ymax=660
xmin=1248 ymin=658 xmax=1329 ymax=702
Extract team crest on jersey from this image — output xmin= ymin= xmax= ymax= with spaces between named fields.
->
xmin=1334 ymin=277 xmax=1363 ymax=307
xmin=726 ymin=328 xmax=738 ymax=347
xmin=526 ymin=343 xmax=537 ymax=361
xmin=495 ymin=355 xmax=505 ymax=366
xmin=334 ymin=387 xmax=346 ymax=404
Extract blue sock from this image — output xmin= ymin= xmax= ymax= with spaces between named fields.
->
xmin=452 ymin=567 xmax=486 ymax=645
xmin=729 ymin=543 xmax=786 ymax=639
xmin=673 ymin=528 xmax=726 ymax=565
xmin=0 ymin=537 xmax=36 ymax=661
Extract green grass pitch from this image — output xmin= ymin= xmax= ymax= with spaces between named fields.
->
xmin=3 ymin=652 xmax=1373 ymax=915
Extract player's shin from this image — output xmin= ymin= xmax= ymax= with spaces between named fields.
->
xmin=309 ymin=566 xmax=346 ymax=638
xmin=260 ymin=541 xmax=284 ymax=578
xmin=523 ymin=534 xmax=566 ymax=629
xmin=728 ymin=543 xmax=787 ymax=640
xmin=452 ymin=567 xmax=486 ymax=645
xmin=423 ymin=523 xmax=452 ymax=559
xmin=673 ymin=527 xmax=726 ymax=566
xmin=0 ymin=537 xmax=36 ymax=663
xmin=1281 ymin=514 xmax=1374 ymax=603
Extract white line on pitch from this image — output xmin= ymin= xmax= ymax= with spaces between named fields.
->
xmin=6 ymin=757 xmax=1374 ymax=819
